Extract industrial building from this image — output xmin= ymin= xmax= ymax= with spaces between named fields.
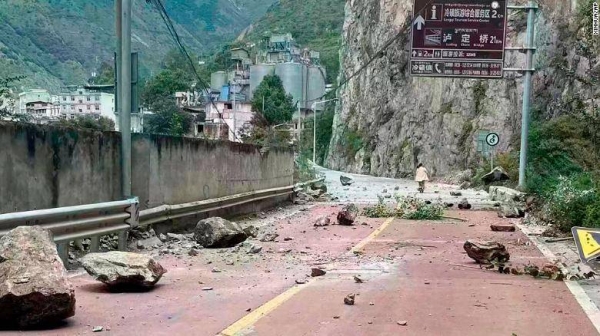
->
xmin=208 ymin=33 xmax=328 ymax=140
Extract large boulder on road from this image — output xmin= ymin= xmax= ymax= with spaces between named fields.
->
xmin=481 ymin=167 xmax=510 ymax=184
xmin=194 ymin=217 xmax=248 ymax=248
xmin=81 ymin=252 xmax=166 ymax=289
xmin=337 ymin=203 xmax=359 ymax=226
xmin=340 ymin=175 xmax=354 ymax=186
xmin=0 ymin=226 xmax=76 ymax=327
xmin=463 ymin=240 xmax=510 ymax=264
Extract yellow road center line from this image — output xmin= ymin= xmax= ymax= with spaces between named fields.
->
xmin=219 ymin=216 xmax=395 ymax=335
xmin=351 ymin=217 xmax=395 ymax=253
xmin=219 ymin=282 xmax=309 ymax=336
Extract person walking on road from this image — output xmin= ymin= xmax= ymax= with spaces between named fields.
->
xmin=415 ymin=163 xmax=429 ymax=193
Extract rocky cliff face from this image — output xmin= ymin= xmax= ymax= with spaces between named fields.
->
xmin=327 ymin=0 xmax=599 ymax=178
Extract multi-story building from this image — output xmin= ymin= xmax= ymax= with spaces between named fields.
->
xmin=55 ymin=87 xmax=116 ymax=122
xmin=18 ymin=89 xmax=52 ymax=114
xmin=25 ymin=101 xmax=61 ymax=123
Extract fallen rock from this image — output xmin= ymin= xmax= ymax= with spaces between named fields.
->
xmin=498 ymin=204 xmax=525 ymax=218
xmin=167 ymin=233 xmax=185 ymax=242
xmin=490 ymin=224 xmax=516 ymax=232
xmin=382 ymin=189 xmax=388 ymax=193
xmin=394 ymin=186 xmax=400 ymax=191
xmin=311 ymin=268 xmax=327 ymax=277
xmin=444 ymin=203 xmax=454 ymax=208
xmin=247 ymin=244 xmax=263 ymax=254
xmin=340 ymin=175 xmax=355 ymax=186
xmin=482 ymin=167 xmax=510 ymax=184
xmin=463 ymin=240 xmax=510 ymax=264
xmin=397 ymin=321 xmax=408 ymax=326
xmin=259 ymin=233 xmax=279 ymax=242
xmin=383 ymin=194 xmax=392 ymax=198
xmin=457 ymin=198 xmax=472 ymax=210
xmin=295 ymin=279 xmax=307 ymax=284
xmin=81 ymin=252 xmax=166 ymax=289
xmin=459 ymin=181 xmax=471 ymax=190
xmin=353 ymin=275 xmax=364 ymax=283
xmin=188 ymin=248 xmax=199 ymax=256
xmin=284 ymin=237 xmax=294 ymax=241
xmin=450 ymin=191 xmax=462 ymax=197
xmin=159 ymin=233 xmax=167 ymax=242
xmin=344 ymin=294 xmax=355 ymax=305
xmin=337 ymin=203 xmax=359 ymax=226
xmin=312 ymin=181 xmax=328 ymax=194
xmin=243 ymin=226 xmax=258 ymax=238
xmin=0 ymin=226 xmax=76 ymax=327
xmin=92 ymin=326 xmax=104 ymax=332
xmin=193 ymin=217 xmax=248 ymax=248
xmin=314 ymin=216 xmax=331 ymax=227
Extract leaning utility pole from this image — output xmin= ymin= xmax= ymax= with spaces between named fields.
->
xmin=120 ymin=0 xmax=132 ymax=197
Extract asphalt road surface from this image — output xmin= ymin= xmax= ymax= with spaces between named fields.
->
xmin=8 ymin=169 xmax=600 ymax=336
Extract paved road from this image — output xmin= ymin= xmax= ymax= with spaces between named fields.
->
xmin=316 ymin=165 xmax=497 ymax=208
xmin=7 ymin=169 xmax=600 ymax=335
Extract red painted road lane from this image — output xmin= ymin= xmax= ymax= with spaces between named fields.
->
xmin=253 ymin=211 xmax=599 ymax=336
xmin=2 ymin=205 xmax=383 ymax=336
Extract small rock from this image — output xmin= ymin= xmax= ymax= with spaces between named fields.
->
xmin=353 ymin=275 xmax=363 ymax=283
xmin=397 ymin=321 xmax=408 ymax=326
xmin=333 ymin=315 xmax=340 ymax=319
xmin=344 ymin=294 xmax=355 ymax=305
xmin=457 ymin=198 xmax=472 ymax=210
xmin=188 ymin=248 xmax=199 ymax=256
xmin=363 ymin=187 xmax=367 ymax=191
xmin=340 ymin=175 xmax=355 ymax=186
xmin=92 ymin=326 xmax=104 ymax=332
xmin=202 ymin=287 xmax=213 ymax=291
xmin=384 ymin=194 xmax=392 ymax=198
xmin=361 ymin=222 xmax=368 ymax=226
xmin=167 ymin=233 xmax=185 ymax=242
xmin=136 ymin=241 xmax=145 ymax=250
xmin=259 ymin=233 xmax=279 ymax=242
xmin=450 ymin=191 xmax=462 ymax=197
xmin=284 ymin=237 xmax=294 ymax=241
xmin=246 ymin=308 xmax=251 ymax=312
xmin=311 ymin=268 xmax=327 ymax=277
xmin=248 ymin=244 xmax=263 ymax=254
xmin=382 ymin=189 xmax=388 ymax=193
xmin=81 ymin=252 xmax=166 ymax=289
xmin=295 ymin=279 xmax=307 ymax=284
xmin=159 ymin=233 xmax=167 ymax=242
xmin=337 ymin=203 xmax=359 ymax=226
xmin=490 ymin=224 xmax=516 ymax=232
xmin=211 ymin=267 xmax=222 ymax=273
xmin=314 ymin=216 xmax=331 ymax=227
xmin=394 ymin=186 xmax=400 ymax=190
xmin=369 ymin=302 xmax=374 ymax=306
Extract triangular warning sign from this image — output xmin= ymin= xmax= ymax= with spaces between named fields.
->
xmin=572 ymin=227 xmax=600 ymax=263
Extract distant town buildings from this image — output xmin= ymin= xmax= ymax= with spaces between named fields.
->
xmin=205 ymin=33 xmax=329 ymax=141
xmin=13 ymin=87 xmax=116 ymax=127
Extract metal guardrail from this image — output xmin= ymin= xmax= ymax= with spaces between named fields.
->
xmin=0 ymin=198 xmax=139 ymax=263
xmin=0 ymin=178 xmax=325 ymax=263
xmin=139 ymin=178 xmax=325 ymax=227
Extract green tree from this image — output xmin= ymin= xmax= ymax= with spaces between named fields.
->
xmin=141 ymin=69 xmax=191 ymax=107
xmin=0 ymin=75 xmax=30 ymax=122
xmin=89 ymin=62 xmax=115 ymax=85
xmin=144 ymin=96 xmax=192 ymax=136
xmin=55 ymin=115 xmax=115 ymax=131
xmin=250 ymin=74 xmax=295 ymax=125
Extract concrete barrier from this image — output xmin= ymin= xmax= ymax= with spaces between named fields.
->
xmin=0 ymin=123 xmax=294 ymax=214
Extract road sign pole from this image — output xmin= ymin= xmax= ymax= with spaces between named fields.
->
xmin=517 ymin=1 xmax=537 ymax=190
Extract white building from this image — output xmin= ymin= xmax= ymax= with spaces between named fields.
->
xmin=55 ymin=87 xmax=115 ymax=122
xmin=18 ymin=89 xmax=51 ymax=114
xmin=25 ymin=101 xmax=61 ymax=122
xmin=204 ymin=100 xmax=253 ymax=142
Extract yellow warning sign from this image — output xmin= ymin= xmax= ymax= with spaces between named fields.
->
xmin=572 ymin=227 xmax=600 ymax=263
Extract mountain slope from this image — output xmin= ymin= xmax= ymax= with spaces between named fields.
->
xmin=0 ymin=0 xmax=276 ymax=91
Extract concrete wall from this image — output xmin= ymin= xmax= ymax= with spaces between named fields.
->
xmin=0 ymin=122 xmax=294 ymax=214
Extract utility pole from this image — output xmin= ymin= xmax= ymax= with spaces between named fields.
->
xmin=516 ymin=1 xmax=537 ymax=189
xmin=115 ymin=0 xmax=122 ymax=130
xmin=232 ymin=81 xmax=236 ymax=142
xmin=120 ymin=0 xmax=132 ymax=197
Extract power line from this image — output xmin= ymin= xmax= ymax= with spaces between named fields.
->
xmin=312 ymin=0 xmax=436 ymax=103
xmin=146 ymin=0 xmax=244 ymax=142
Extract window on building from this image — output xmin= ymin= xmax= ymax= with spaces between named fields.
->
xmin=225 ymin=103 xmax=233 ymax=109
xmin=95 ymin=105 xmax=100 ymax=111
xmin=95 ymin=96 xmax=100 ymax=101
xmin=63 ymin=97 xmax=66 ymax=101
xmin=71 ymin=96 xmax=75 ymax=101
xmin=87 ymin=97 xmax=91 ymax=101
xmin=78 ymin=100 xmax=83 ymax=104
xmin=87 ymin=105 xmax=91 ymax=110
xmin=78 ymin=109 xmax=83 ymax=113
xmin=197 ymin=124 xmax=204 ymax=134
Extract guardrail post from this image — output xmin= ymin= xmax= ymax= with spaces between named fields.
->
xmin=126 ymin=197 xmax=140 ymax=227
xmin=56 ymin=242 xmax=68 ymax=265
xmin=118 ymin=231 xmax=128 ymax=251
xmin=90 ymin=236 xmax=100 ymax=252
